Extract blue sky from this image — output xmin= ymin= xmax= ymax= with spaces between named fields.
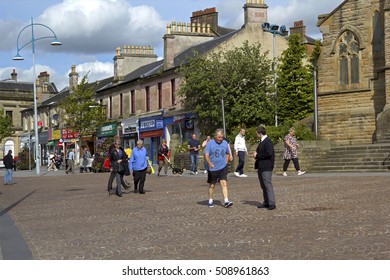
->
xmin=0 ymin=0 xmax=343 ymax=91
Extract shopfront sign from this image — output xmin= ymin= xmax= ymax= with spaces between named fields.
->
xmin=139 ymin=117 xmax=163 ymax=132
xmin=97 ymin=122 xmax=118 ymax=137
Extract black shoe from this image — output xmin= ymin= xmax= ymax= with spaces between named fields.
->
xmin=139 ymin=191 xmax=145 ymax=194
xmin=66 ymin=171 xmax=68 ymax=174
xmin=108 ymin=190 xmax=114 ymax=196
xmin=257 ymin=203 xmax=269 ymax=209
xmin=268 ymin=205 xmax=276 ymax=210
xmin=134 ymin=189 xmax=138 ymax=193
xmin=116 ymin=193 xmax=122 ymax=197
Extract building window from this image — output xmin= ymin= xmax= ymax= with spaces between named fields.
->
xmin=146 ymin=86 xmax=150 ymax=111
xmin=119 ymin=93 xmax=123 ymax=117
xmin=158 ymin=82 xmax=162 ymax=109
xmin=338 ymin=31 xmax=359 ymax=85
xmin=5 ymin=111 xmax=13 ymax=123
xmin=109 ymin=96 xmax=113 ymax=119
xmin=131 ymin=90 xmax=135 ymax=114
xmin=171 ymin=79 xmax=176 ymax=105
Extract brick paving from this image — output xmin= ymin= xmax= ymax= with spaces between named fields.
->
xmin=1 ymin=169 xmax=390 ymax=260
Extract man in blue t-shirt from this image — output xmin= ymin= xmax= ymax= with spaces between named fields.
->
xmin=204 ymin=129 xmax=233 ymax=208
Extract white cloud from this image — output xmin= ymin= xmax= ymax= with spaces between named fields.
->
xmin=36 ymin=0 xmax=166 ymax=54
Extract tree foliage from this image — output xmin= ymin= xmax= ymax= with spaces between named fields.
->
xmin=177 ymin=41 xmax=274 ymax=135
xmin=276 ymin=33 xmax=314 ymax=125
xmin=59 ymin=74 xmax=106 ymax=138
xmin=0 ymin=108 xmax=13 ymax=143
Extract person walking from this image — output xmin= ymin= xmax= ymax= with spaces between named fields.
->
xmin=204 ymin=129 xmax=233 ymax=208
xmin=82 ymin=147 xmax=91 ymax=173
xmin=3 ymin=150 xmax=14 ymax=185
xmin=188 ymin=133 xmax=200 ymax=175
xmin=253 ymin=126 xmax=276 ymax=210
xmin=129 ymin=140 xmax=148 ymax=194
xmin=201 ymin=135 xmax=211 ymax=173
xmin=107 ymin=140 xmax=127 ymax=197
xmin=234 ymin=128 xmax=248 ymax=177
xmin=282 ymin=127 xmax=306 ymax=176
xmin=65 ymin=149 xmax=75 ymax=174
xmin=157 ymin=139 xmax=169 ymax=176
xmin=48 ymin=152 xmax=58 ymax=171
xmin=125 ymin=145 xmax=132 ymax=159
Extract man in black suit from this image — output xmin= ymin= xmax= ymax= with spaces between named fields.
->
xmin=253 ymin=126 xmax=276 ymax=210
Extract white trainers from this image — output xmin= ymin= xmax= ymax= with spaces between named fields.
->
xmin=298 ymin=171 xmax=306 ymax=176
xmin=203 ymin=170 xmax=207 ymax=174
xmin=234 ymin=172 xmax=240 ymax=177
xmin=283 ymin=172 xmax=287 ymax=176
xmin=239 ymin=174 xmax=248 ymax=177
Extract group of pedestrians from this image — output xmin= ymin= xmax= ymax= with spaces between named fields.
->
xmin=106 ymin=136 xmax=149 ymax=197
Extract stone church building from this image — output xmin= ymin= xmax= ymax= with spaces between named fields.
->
xmin=317 ymin=0 xmax=390 ymax=145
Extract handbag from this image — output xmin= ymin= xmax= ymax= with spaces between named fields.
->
xmin=146 ymin=159 xmax=155 ymax=174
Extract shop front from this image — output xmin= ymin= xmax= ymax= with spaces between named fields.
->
xmin=139 ymin=112 xmax=164 ymax=164
xmin=121 ymin=117 xmax=139 ymax=149
xmin=164 ymin=112 xmax=195 ymax=146
xmin=61 ymin=128 xmax=80 ymax=164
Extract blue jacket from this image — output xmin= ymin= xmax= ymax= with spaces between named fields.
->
xmin=128 ymin=146 xmax=148 ymax=171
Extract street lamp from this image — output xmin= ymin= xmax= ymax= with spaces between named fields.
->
xmin=262 ymin=22 xmax=287 ymax=127
xmin=13 ymin=17 xmax=61 ymax=176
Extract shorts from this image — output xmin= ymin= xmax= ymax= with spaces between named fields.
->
xmin=207 ymin=165 xmax=228 ymax=184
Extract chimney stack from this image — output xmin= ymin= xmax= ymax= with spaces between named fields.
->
xmin=11 ymin=69 xmax=17 ymax=81
xmin=244 ymin=0 xmax=268 ymax=26
xmin=68 ymin=65 xmax=79 ymax=92
xmin=290 ymin=20 xmax=307 ymax=41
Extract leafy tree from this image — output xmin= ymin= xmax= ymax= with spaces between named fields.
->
xmin=177 ymin=41 xmax=274 ymax=136
xmin=276 ymin=33 xmax=314 ymax=125
xmin=59 ymin=74 xmax=106 ymax=151
xmin=0 ymin=108 xmax=13 ymax=143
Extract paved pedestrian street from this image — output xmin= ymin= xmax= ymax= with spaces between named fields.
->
xmin=1 ymin=171 xmax=390 ymax=260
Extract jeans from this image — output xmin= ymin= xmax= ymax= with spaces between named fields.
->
xmin=235 ymin=151 xmax=246 ymax=175
xmin=190 ymin=154 xmax=198 ymax=172
xmin=4 ymin=169 xmax=13 ymax=184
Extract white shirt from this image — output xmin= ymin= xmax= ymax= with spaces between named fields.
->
xmin=234 ymin=133 xmax=247 ymax=152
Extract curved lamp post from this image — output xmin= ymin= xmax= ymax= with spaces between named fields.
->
xmin=261 ymin=22 xmax=287 ymax=127
xmin=13 ymin=17 xmax=61 ymax=176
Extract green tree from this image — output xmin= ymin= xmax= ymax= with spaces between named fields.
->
xmin=0 ymin=108 xmax=13 ymax=143
xmin=177 ymin=41 xmax=274 ymax=136
xmin=59 ymin=74 xmax=106 ymax=149
xmin=276 ymin=33 xmax=314 ymax=125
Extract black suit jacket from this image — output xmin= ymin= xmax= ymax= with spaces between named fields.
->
xmin=254 ymin=137 xmax=275 ymax=171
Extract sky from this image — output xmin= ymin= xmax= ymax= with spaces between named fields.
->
xmin=0 ymin=0 xmax=344 ymax=91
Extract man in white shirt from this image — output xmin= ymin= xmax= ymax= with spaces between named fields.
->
xmin=234 ymin=128 xmax=248 ymax=177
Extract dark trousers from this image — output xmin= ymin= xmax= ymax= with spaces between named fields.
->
xmin=133 ymin=169 xmax=147 ymax=192
xmin=235 ymin=151 xmax=246 ymax=174
xmin=283 ymin=158 xmax=300 ymax=171
xmin=257 ymin=170 xmax=276 ymax=206
xmin=107 ymin=171 xmax=128 ymax=194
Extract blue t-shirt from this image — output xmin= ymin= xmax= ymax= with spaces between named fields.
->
xmin=204 ymin=139 xmax=229 ymax=171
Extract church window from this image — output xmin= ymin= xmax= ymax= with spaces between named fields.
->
xmin=338 ymin=31 xmax=359 ymax=85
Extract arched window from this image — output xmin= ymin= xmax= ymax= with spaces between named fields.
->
xmin=338 ymin=31 xmax=360 ymax=85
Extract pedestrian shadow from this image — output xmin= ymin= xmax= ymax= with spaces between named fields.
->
xmin=0 ymin=190 xmax=37 ymax=217
xmin=242 ymin=200 xmax=259 ymax=207
xmin=197 ymin=200 xmax=223 ymax=207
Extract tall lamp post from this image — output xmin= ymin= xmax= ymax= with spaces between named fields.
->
xmin=261 ymin=22 xmax=287 ymax=127
xmin=13 ymin=17 xmax=61 ymax=176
